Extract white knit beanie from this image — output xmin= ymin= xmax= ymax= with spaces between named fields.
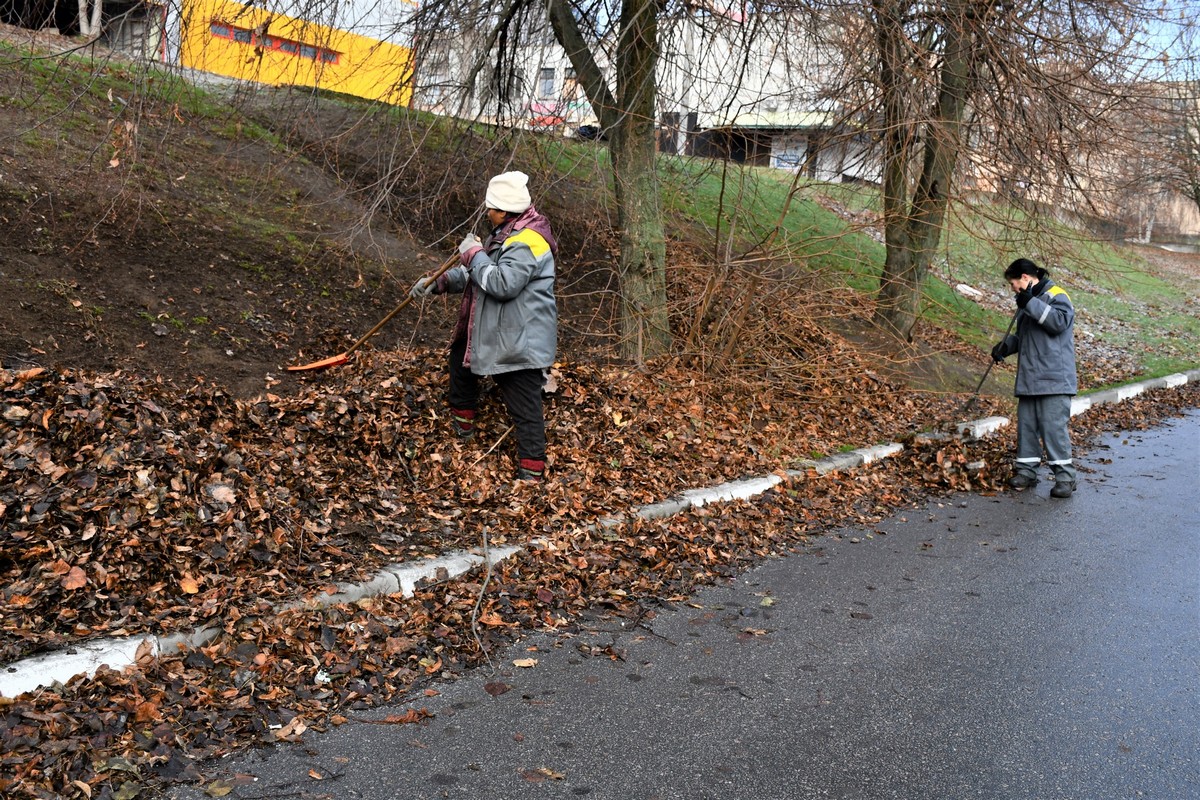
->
xmin=485 ymin=171 xmax=532 ymax=214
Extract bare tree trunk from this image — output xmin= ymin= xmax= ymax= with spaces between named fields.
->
xmin=873 ymin=0 xmax=976 ymax=341
xmin=872 ymin=0 xmax=916 ymax=340
xmin=547 ymin=0 xmax=669 ymax=363
xmin=78 ymin=0 xmax=102 ymax=38
xmin=611 ymin=0 xmax=668 ymax=362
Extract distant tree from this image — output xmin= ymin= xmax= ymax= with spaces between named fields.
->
xmin=1166 ymin=83 xmax=1200 ymax=215
xmin=865 ymin=0 xmax=982 ymax=341
xmin=1160 ymin=21 xmax=1200 ymax=215
xmin=78 ymin=0 xmax=102 ymax=38
xmin=820 ymin=0 xmax=1175 ymax=341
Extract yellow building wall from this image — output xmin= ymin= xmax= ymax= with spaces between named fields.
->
xmin=179 ymin=0 xmax=412 ymax=105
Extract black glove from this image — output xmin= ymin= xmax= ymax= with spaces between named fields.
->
xmin=1016 ymin=278 xmax=1047 ymax=310
xmin=990 ymin=341 xmax=1007 ymax=363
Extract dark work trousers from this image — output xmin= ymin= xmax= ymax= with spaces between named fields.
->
xmin=447 ymin=338 xmax=546 ymax=462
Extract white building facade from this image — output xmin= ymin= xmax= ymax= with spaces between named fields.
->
xmin=408 ymin=4 xmax=880 ymax=183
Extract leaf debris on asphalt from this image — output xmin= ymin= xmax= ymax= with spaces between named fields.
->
xmin=1 ymin=354 xmax=1196 ymax=799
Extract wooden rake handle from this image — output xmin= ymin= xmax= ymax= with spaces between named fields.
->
xmin=343 ymin=253 xmax=459 ymax=357
xmin=286 ymin=253 xmax=459 ymax=372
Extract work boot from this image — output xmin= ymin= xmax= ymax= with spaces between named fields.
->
xmin=450 ymin=408 xmax=476 ymax=439
xmin=516 ymin=458 xmax=545 ymax=482
xmin=1008 ymin=473 xmax=1038 ymax=490
xmin=1050 ymin=479 xmax=1076 ymax=499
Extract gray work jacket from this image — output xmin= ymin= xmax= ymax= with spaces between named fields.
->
xmin=997 ymin=280 xmax=1078 ymax=397
xmin=443 ymin=227 xmax=557 ymax=376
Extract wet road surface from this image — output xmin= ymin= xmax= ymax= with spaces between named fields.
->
xmin=173 ymin=411 xmax=1200 ymax=800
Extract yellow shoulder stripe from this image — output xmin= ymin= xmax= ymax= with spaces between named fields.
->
xmin=505 ymin=228 xmax=550 ymax=258
xmin=1047 ymin=285 xmax=1070 ymax=302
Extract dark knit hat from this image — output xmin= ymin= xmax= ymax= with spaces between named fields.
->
xmin=1004 ymin=258 xmax=1048 ymax=281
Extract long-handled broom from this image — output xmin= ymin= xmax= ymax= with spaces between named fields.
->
xmin=961 ymin=308 xmax=1020 ymax=413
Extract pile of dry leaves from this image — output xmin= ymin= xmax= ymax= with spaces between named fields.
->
xmin=0 ymin=347 xmax=976 ymax=663
xmin=1 ymin=354 xmax=1194 ymax=798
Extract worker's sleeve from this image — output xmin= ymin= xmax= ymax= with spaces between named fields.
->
xmin=471 ymin=243 xmax=536 ymax=300
xmin=1025 ymin=292 xmax=1074 ymax=335
xmin=440 ymin=265 xmax=470 ymax=294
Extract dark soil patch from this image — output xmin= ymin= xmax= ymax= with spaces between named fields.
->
xmin=0 ymin=29 xmax=624 ymax=399
xmin=0 ymin=178 xmax=451 ymax=398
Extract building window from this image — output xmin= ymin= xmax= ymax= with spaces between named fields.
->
xmin=208 ymin=20 xmax=340 ymax=65
xmin=537 ymin=67 xmax=555 ymax=100
xmin=562 ymin=67 xmax=579 ymax=102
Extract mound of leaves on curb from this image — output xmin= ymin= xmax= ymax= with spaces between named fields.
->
xmin=1 ymin=358 xmax=1195 ymax=797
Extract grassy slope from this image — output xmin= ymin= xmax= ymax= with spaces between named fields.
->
xmin=656 ymin=160 xmax=1200 ymax=382
xmin=3 ymin=33 xmax=1197 ymax=390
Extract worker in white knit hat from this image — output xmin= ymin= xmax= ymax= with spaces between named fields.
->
xmin=410 ymin=170 xmax=559 ymax=482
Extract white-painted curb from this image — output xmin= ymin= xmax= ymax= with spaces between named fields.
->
xmin=957 ymin=416 xmax=1009 ymax=440
xmin=1 ymin=546 xmax=518 ymax=698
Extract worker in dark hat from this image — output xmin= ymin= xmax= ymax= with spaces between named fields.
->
xmin=990 ymin=257 xmax=1078 ymax=498
xmin=410 ymin=171 xmax=558 ymax=482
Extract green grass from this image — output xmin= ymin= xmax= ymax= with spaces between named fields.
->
xmin=18 ymin=129 xmax=54 ymax=151
xmin=663 ymin=168 xmax=1199 ymax=377
xmin=236 ymin=260 xmax=269 ymax=279
xmin=655 ymin=159 xmax=886 ymax=287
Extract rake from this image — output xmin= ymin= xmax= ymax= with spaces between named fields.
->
xmin=961 ymin=308 xmax=1020 ymax=414
xmin=286 ymin=253 xmax=458 ymax=372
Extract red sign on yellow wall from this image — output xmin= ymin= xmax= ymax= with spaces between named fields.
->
xmin=180 ymin=0 xmax=413 ymax=105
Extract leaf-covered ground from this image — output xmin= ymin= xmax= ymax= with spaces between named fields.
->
xmin=2 ymin=24 xmax=1198 ymax=799
xmin=0 ymin=342 xmax=973 ymax=662
xmin=2 ymin=351 xmax=1197 ymax=798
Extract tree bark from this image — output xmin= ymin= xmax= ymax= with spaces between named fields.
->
xmin=873 ymin=0 xmax=977 ymax=341
xmin=78 ymin=0 xmax=102 ymax=37
xmin=547 ymin=0 xmax=669 ymax=362
xmin=872 ymin=0 xmax=916 ymax=340
xmin=611 ymin=0 xmax=669 ymax=361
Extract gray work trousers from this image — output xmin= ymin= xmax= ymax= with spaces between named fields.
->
xmin=1014 ymin=394 xmax=1076 ymax=483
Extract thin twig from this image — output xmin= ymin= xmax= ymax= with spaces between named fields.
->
xmin=470 ymin=525 xmax=495 ymax=672
xmin=470 ymin=425 xmax=514 ymax=468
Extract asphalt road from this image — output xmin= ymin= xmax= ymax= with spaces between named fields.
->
xmin=173 ymin=411 xmax=1200 ymax=800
